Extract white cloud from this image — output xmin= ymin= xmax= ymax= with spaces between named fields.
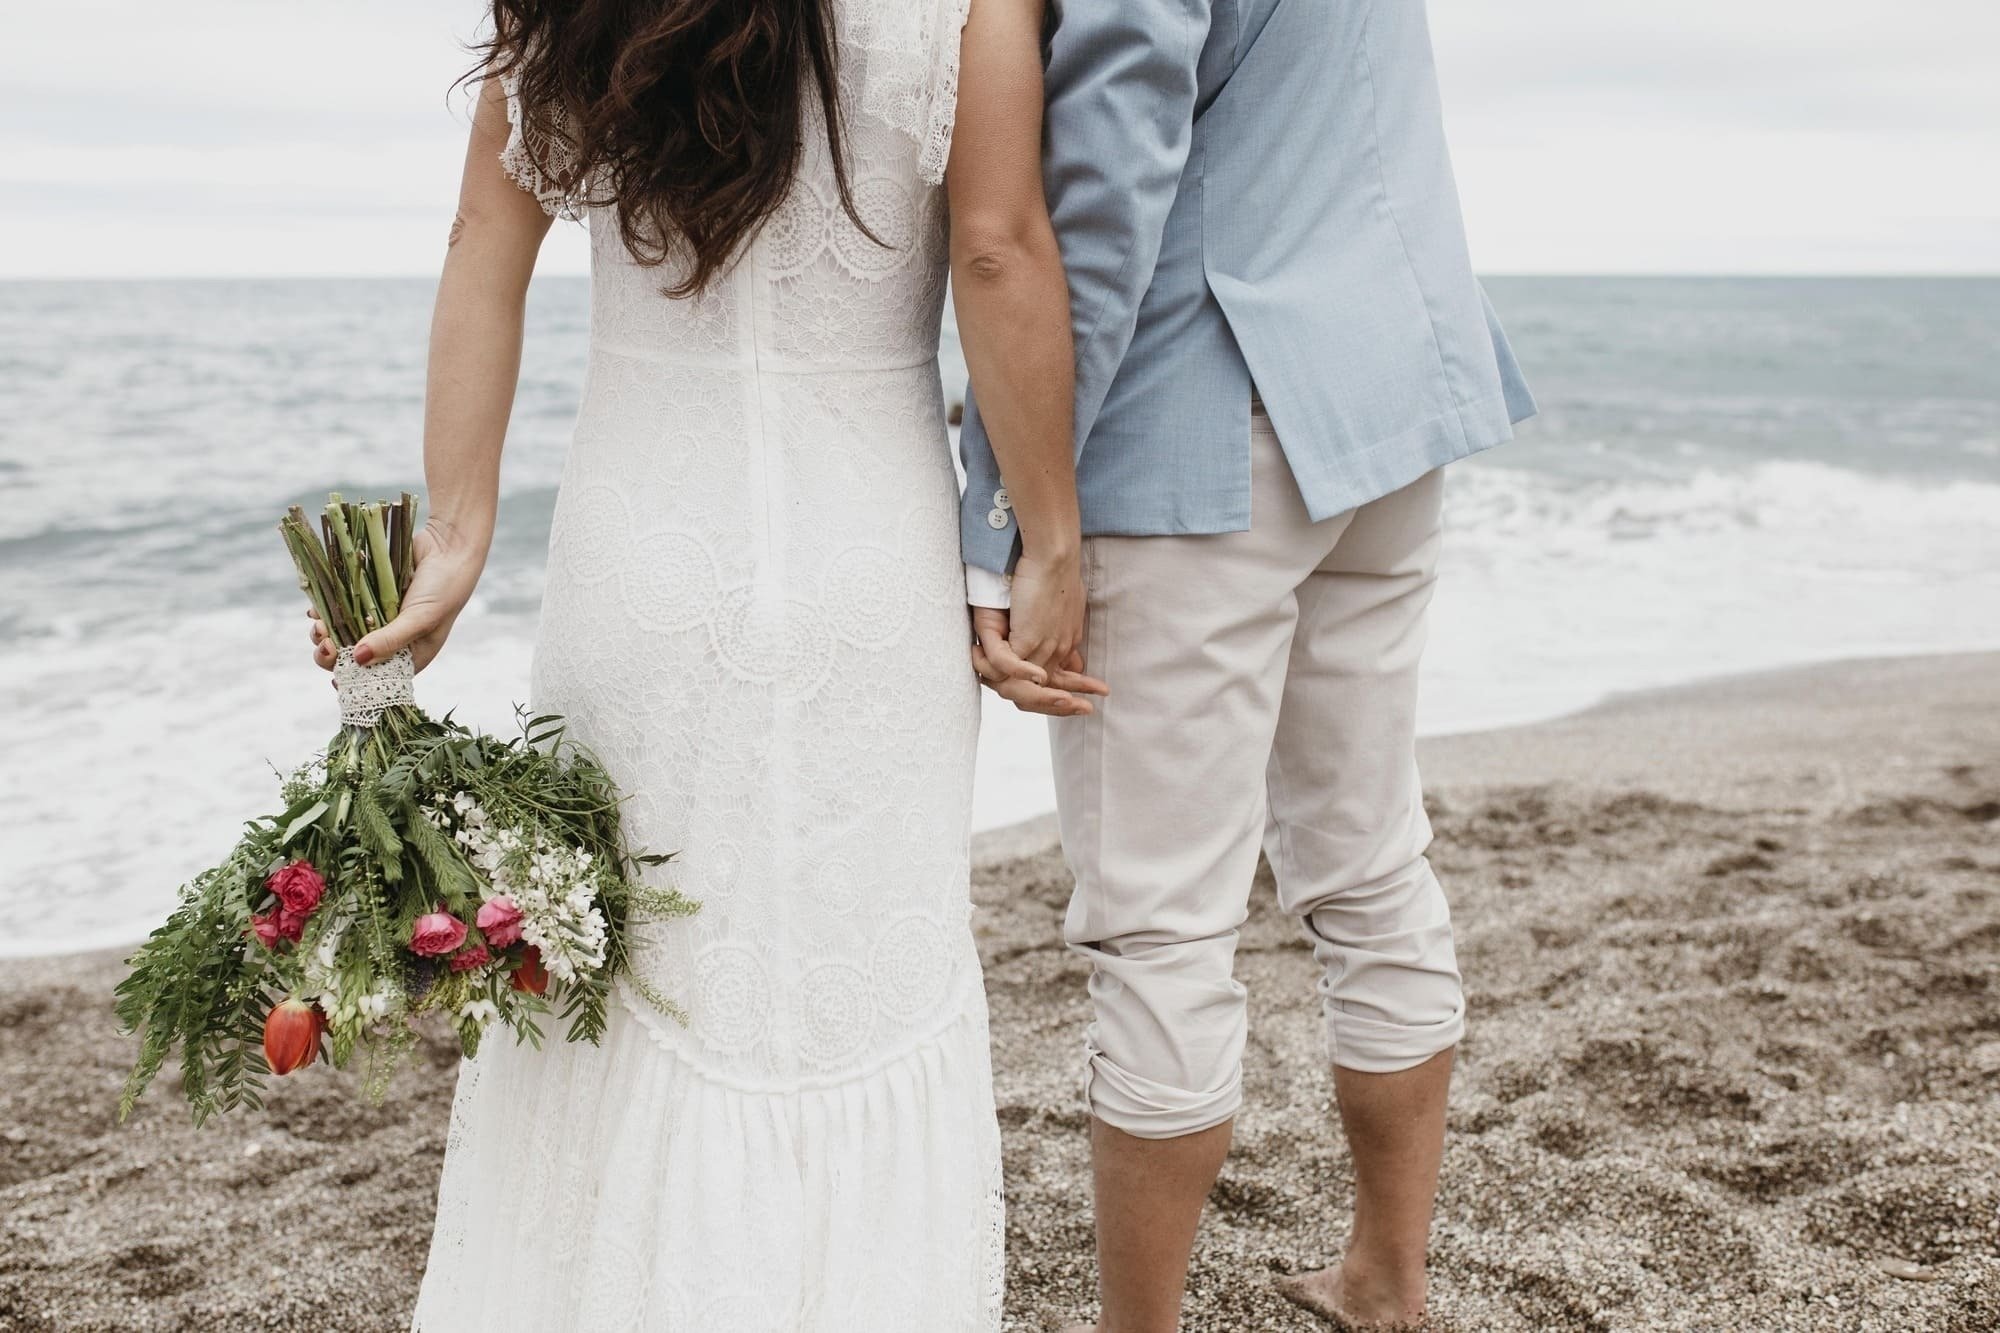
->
xmin=0 ymin=0 xmax=594 ymax=276
xmin=1 ymin=0 xmax=1994 ymax=276
xmin=1429 ymin=0 xmax=2000 ymax=271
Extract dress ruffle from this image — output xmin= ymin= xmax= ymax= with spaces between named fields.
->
xmin=413 ymin=993 xmax=1004 ymax=1332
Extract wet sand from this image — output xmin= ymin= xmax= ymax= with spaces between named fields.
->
xmin=3 ymin=653 xmax=1996 ymax=1330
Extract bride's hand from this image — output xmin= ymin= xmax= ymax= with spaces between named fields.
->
xmin=307 ymin=520 xmax=486 ymax=674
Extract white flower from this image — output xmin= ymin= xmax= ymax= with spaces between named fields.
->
xmin=453 ymin=817 xmax=611 ymax=985
xmin=298 ymin=911 xmax=353 ymax=1015
xmin=458 ymin=998 xmax=499 ymax=1029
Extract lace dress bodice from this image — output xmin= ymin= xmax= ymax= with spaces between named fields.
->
xmin=501 ymin=0 xmax=962 ymax=375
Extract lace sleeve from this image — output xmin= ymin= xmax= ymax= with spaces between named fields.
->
xmin=496 ymin=71 xmax=586 ymax=221
xmin=848 ymin=0 xmax=974 ymax=185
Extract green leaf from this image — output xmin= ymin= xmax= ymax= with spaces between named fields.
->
xmin=282 ymin=800 xmax=330 ymax=845
xmin=352 ymin=786 xmax=404 ymax=882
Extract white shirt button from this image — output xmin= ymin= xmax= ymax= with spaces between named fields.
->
xmin=986 ymin=508 xmax=1010 ymax=530
xmin=993 ymin=488 xmax=1012 ymax=511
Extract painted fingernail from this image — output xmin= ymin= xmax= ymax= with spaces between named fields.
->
xmin=353 ymin=645 xmax=373 ymax=664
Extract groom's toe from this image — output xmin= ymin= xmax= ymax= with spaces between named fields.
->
xmin=1277 ymin=1269 xmax=1359 ymax=1330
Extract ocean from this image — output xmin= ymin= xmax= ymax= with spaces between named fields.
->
xmin=3 ymin=276 xmax=1997 ymax=957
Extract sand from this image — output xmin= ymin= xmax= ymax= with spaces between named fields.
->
xmin=3 ymin=653 xmax=1995 ymax=1331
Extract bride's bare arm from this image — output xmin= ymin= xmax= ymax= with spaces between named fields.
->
xmin=948 ymin=0 xmax=1102 ymax=712
xmin=313 ymin=77 xmax=552 ymax=672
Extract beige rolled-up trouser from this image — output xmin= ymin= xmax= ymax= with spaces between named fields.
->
xmin=1052 ymin=407 xmax=1465 ymax=1140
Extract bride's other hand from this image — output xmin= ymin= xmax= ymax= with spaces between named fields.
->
xmin=353 ymin=521 xmax=485 ymax=672
xmin=303 ymin=520 xmax=486 ymax=674
xmin=309 ymin=607 xmax=335 ymax=671
xmin=302 ymin=73 xmax=550 ymax=677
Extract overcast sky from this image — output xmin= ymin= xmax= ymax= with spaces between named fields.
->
xmin=2 ymin=0 xmax=1995 ymax=277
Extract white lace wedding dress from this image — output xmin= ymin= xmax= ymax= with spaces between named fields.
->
xmin=411 ymin=4 xmax=1002 ymax=1329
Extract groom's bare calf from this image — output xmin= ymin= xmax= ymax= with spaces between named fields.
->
xmin=1072 ymin=1117 xmax=1234 ymax=1333
xmin=1279 ymin=1050 xmax=1454 ymax=1329
xmin=1066 ymin=1051 xmax=1451 ymax=1332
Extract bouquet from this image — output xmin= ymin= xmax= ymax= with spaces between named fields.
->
xmin=115 ymin=493 xmax=695 ymax=1124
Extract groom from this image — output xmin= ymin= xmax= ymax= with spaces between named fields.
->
xmin=960 ymin=0 xmax=1535 ymax=1327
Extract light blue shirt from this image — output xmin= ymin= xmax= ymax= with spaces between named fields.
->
xmin=959 ymin=0 xmax=1535 ymax=575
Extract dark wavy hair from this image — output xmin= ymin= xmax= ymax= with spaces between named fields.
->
xmin=475 ymin=0 xmax=874 ymax=297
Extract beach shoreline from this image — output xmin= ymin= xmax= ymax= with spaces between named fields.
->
xmin=19 ymin=642 xmax=1999 ymax=965
xmin=4 ymin=652 xmax=1996 ymax=1330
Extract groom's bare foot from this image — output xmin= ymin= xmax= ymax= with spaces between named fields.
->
xmin=1059 ymin=1268 xmax=1427 ymax=1333
xmin=1277 ymin=1262 xmax=1428 ymax=1331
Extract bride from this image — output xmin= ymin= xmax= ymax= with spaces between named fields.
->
xmin=308 ymin=0 xmax=1098 ymax=1326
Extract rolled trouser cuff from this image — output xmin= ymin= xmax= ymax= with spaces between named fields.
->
xmin=1325 ymin=1004 xmax=1464 ymax=1074
xmin=1083 ymin=1046 xmax=1244 ymax=1139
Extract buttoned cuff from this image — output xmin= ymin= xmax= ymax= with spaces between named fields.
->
xmin=964 ymin=564 xmax=1013 ymax=609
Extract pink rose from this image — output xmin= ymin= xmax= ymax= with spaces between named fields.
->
xmin=266 ymin=860 xmax=325 ymax=917
xmin=475 ymin=896 xmax=524 ymax=948
xmin=449 ymin=944 xmax=491 ymax=973
xmin=409 ymin=907 xmax=469 ymax=957
xmin=249 ymin=913 xmax=284 ymax=950
xmin=249 ymin=909 xmax=305 ymax=950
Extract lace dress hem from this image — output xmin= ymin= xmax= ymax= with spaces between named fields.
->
xmin=412 ymin=996 xmax=1005 ymax=1332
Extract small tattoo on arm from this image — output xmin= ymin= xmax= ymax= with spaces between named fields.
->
xmin=448 ymin=214 xmax=466 ymax=248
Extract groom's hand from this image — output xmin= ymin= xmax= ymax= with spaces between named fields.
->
xmin=1001 ymin=548 xmax=1085 ymax=672
xmin=971 ymin=607 xmax=1108 ymax=717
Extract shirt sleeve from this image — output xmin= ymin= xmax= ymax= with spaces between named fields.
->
xmin=1042 ymin=0 xmax=1215 ymax=447
xmin=963 ymin=563 xmax=1013 ymax=609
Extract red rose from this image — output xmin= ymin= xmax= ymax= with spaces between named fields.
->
xmin=475 ymin=896 xmax=524 ymax=948
xmin=266 ymin=860 xmax=325 ymax=917
xmin=249 ymin=913 xmax=284 ymax=950
xmin=510 ymin=947 xmax=549 ymax=996
xmin=409 ymin=907 xmax=469 ymax=957
xmin=449 ymin=944 xmax=491 ymax=973
xmin=247 ymin=910 xmax=305 ymax=949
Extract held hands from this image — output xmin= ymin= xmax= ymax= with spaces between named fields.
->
xmin=307 ymin=512 xmax=1105 ymax=718
xmin=970 ymin=548 xmax=1108 ymax=717
xmin=309 ymin=519 xmax=485 ymax=674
